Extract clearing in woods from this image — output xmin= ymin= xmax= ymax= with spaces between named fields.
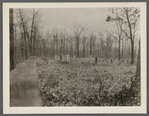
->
xmin=36 ymin=57 xmax=140 ymax=106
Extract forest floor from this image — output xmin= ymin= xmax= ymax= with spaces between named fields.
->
xmin=36 ymin=57 xmax=140 ymax=106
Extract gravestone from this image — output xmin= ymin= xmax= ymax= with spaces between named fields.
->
xmin=73 ymin=55 xmax=76 ymax=60
xmin=111 ymin=59 xmax=113 ymax=63
xmin=70 ymin=56 xmax=73 ymax=64
xmin=94 ymin=56 xmax=98 ymax=64
xmin=73 ymin=55 xmax=76 ymax=63
xmin=60 ymin=54 xmax=63 ymax=60
xmin=48 ymin=58 xmax=50 ymax=64
xmin=89 ymin=55 xmax=92 ymax=63
xmin=54 ymin=55 xmax=57 ymax=60
xmin=57 ymin=55 xmax=60 ymax=60
xmin=46 ymin=58 xmax=48 ymax=64
xmin=66 ymin=54 xmax=70 ymax=63
xmin=62 ymin=55 xmax=65 ymax=62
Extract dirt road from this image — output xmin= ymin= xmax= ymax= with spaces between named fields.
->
xmin=10 ymin=56 xmax=42 ymax=106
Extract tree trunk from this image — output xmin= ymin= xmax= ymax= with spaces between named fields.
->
xmin=98 ymin=40 xmax=100 ymax=57
xmin=131 ymin=39 xmax=140 ymax=96
xmin=101 ymin=45 xmax=102 ymax=58
xmin=90 ymin=37 xmax=93 ymax=62
xmin=119 ymin=40 xmax=121 ymax=60
xmin=30 ymin=11 xmax=35 ymax=56
xmin=19 ymin=9 xmax=28 ymax=59
xmin=21 ymin=33 xmax=24 ymax=60
xmin=33 ymin=33 xmax=36 ymax=56
xmin=106 ymin=38 xmax=109 ymax=59
xmin=83 ymin=37 xmax=86 ymax=57
xmin=136 ymin=40 xmax=140 ymax=78
xmin=50 ymin=41 xmax=53 ymax=58
xmin=83 ymin=45 xmax=85 ymax=57
xmin=10 ymin=8 xmax=15 ymax=70
xmin=122 ymin=38 xmax=123 ymax=59
xmin=93 ymin=37 xmax=95 ymax=57
xmin=129 ymin=43 xmax=131 ymax=60
xmin=24 ymin=34 xmax=28 ymax=59
xmin=60 ymin=38 xmax=62 ymax=55
xmin=131 ymin=40 xmax=134 ymax=64
xmin=90 ymin=37 xmax=92 ymax=56
xmin=95 ymin=56 xmax=98 ymax=64
xmin=76 ymin=37 xmax=79 ymax=58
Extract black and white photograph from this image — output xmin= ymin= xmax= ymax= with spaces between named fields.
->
xmin=3 ymin=3 xmax=147 ymax=114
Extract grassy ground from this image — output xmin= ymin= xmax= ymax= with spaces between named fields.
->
xmin=36 ymin=57 xmax=140 ymax=106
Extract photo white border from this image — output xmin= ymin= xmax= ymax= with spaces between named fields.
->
xmin=3 ymin=2 xmax=147 ymax=114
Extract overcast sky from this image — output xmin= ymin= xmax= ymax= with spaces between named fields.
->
xmin=40 ymin=8 xmax=115 ymax=36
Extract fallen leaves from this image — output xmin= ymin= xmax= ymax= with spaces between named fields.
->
xmin=36 ymin=57 xmax=140 ymax=106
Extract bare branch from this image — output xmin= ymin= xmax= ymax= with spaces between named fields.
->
xmin=100 ymin=28 xmax=119 ymax=42
xmin=121 ymin=28 xmax=130 ymax=39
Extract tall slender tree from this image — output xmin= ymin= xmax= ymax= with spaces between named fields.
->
xmin=107 ymin=8 xmax=140 ymax=64
xmin=10 ymin=8 xmax=15 ymax=70
xmin=73 ymin=26 xmax=84 ymax=58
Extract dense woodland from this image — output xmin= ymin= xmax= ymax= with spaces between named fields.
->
xmin=10 ymin=8 xmax=140 ymax=69
xmin=10 ymin=8 xmax=141 ymax=106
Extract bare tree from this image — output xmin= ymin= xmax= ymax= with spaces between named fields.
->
xmin=92 ymin=36 xmax=96 ymax=57
xmin=136 ymin=39 xmax=140 ymax=79
xmin=18 ymin=9 xmax=29 ymax=59
xmin=89 ymin=33 xmax=93 ymax=61
xmin=131 ymin=38 xmax=140 ymax=96
xmin=106 ymin=8 xmax=140 ymax=63
xmin=73 ymin=26 xmax=84 ymax=58
xmin=30 ymin=9 xmax=40 ymax=56
xmin=111 ymin=8 xmax=140 ymax=64
xmin=82 ymin=31 xmax=86 ymax=57
xmin=106 ymin=10 xmax=125 ymax=60
xmin=10 ymin=8 xmax=15 ymax=70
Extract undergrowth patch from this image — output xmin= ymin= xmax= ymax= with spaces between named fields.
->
xmin=36 ymin=58 xmax=140 ymax=106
